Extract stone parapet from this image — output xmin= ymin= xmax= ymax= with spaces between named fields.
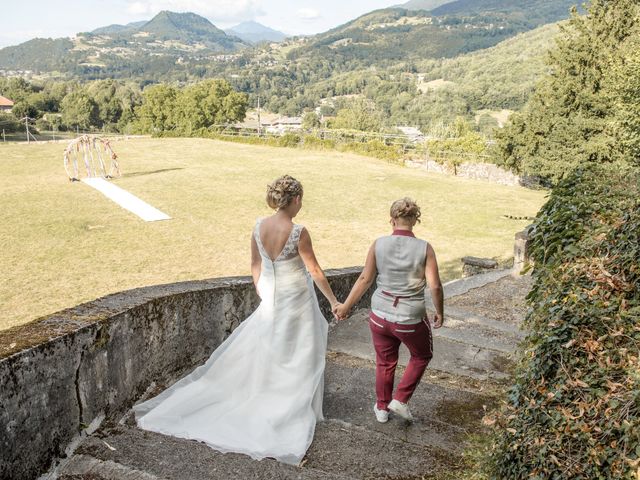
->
xmin=0 ymin=268 xmax=371 ymax=480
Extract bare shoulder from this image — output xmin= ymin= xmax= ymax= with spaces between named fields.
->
xmin=298 ymin=225 xmax=311 ymax=244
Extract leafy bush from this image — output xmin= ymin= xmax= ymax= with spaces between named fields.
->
xmin=0 ymin=113 xmax=22 ymax=133
xmin=488 ymin=164 xmax=640 ymax=479
xmin=277 ymin=133 xmax=302 ymax=148
xmin=301 ymin=134 xmax=336 ymax=150
xmin=427 ymin=131 xmax=488 ymax=166
xmin=338 ymin=139 xmax=404 ymax=163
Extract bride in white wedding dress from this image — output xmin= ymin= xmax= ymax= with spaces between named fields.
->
xmin=133 ymin=175 xmax=339 ymax=465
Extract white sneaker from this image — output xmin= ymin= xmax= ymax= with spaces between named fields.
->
xmin=373 ymin=404 xmax=389 ymax=423
xmin=388 ymin=399 xmax=413 ymax=421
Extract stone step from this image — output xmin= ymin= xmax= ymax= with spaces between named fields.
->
xmin=62 ymin=426 xmax=357 ymax=480
xmin=328 ymin=311 xmax=513 ymax=381
xmin=59 ymin=353 xmax=491 ymax=480
xmin=323 ymin=356 xmax=492 ymax=452
xmin=439 ymin=269 xmax=514 ymax=300
xmin=433 ymin=325 xmax=517 ymax=354
xmin=436 ymin=305 xmax=525 ymax=339
xmin=59 ymin=454 xmax=166 ymax=480
xmin=443 ymin=272 xmax=533 ymax=328
xmin=305 ymin=420 xmax=459 ymax=480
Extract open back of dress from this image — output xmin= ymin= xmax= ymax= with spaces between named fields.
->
xmin=133 ymin=219 xmax=329 ymax=465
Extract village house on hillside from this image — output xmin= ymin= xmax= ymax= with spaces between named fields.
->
xmin=0 ymin=95 xmax=14 ymax=113
xmin=264 ymin=116 xmax=302 ymax=135
xmin=397 ymin=126 xmax=425 ymax=143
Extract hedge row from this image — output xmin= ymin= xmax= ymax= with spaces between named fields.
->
xmin=489 ymin=164 xmax=640 ymax=479
xmin=155 ymin=129 xmax=405 ymax=163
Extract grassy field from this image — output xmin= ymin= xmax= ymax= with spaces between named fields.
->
xmin=0 ymin=137 xmax=546 ymax=331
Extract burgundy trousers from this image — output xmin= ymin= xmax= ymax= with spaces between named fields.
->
xmin=369 ymin=312 xmax=433 ymax=410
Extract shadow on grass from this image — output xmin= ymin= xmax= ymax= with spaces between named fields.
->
xmin=122 ymin=168 xmax=184 ymax=178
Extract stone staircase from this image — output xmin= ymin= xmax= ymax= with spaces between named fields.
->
xmin=54 ymin=271 xmax=530 ymax=480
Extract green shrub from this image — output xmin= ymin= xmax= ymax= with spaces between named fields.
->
xmin=277 ymin=133 xmax=301 ymax=148
xmin=301 ymin=134 xmax=336 ymax=150
xmin=427 ymin=131 xmax=488 ymax=166
xmin=488 ymin=164 xmax=640 ymax=479
xmin=339 ymin=139 xmax=404 ymax=163
xmin=0 ymin=113 xmax=22 ymax=133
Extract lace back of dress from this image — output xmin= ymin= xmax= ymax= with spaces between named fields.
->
xmin=276 ymin=224 xmax=303 ymax=261
xmin=254 ymin=219 xmax=303 ymax=262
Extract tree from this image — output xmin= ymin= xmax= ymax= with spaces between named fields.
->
xmin=496 ymin=0 xmax=640 ymax=184
xmin=10 ymin=100 xmax=39 ymax=120
xmin=134 ymin=84 xmax=178 ymax=133
xmin=607 ymin=34 xmax=640 ymax=165
xmin=0 ymin=113 xmax=21 ymax=133
xmin=175 ymin=79 xmax=247 ymax=134
xmin=61 ymin=91 xmax=100 ymax=130
xmin=86 ymin=80 xmax=122 ymax=130
xmin=332 ymin=98 xmax=384 ymax=132
xmin=302 ymin=111 xmax=320 ymax=129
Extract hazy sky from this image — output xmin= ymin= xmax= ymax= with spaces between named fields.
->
xmin=0 ymin=0 xmax=405 ymax=47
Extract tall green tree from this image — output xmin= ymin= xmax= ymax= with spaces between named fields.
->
xmin=608 ymin=34 xmax=640 ymax=164
xmin=60 ymin=91 xmax=99 ymax=130
xmin=134 ymin=84 xmax=179 ymax=133
xmin=332 ymin=98 xmax=384 ymax=132
xmin=175 ymin=79 xmax=247 ymax=134
xmin=302 ymin=111 xmax=320 ymax=129
xmin=496 ymin=0 xmax=640 ymax=184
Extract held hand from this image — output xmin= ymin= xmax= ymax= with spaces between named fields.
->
xmin=330 ymin=302 xmax=341 ymax=321
xmin=332 ymin=303 xmax=350 ymax=321
xmin=431 ymin=312 xmax=444 ymax=329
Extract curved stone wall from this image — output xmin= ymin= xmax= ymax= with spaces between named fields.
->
xmin=0 ymin=268 xmax=371 ymax=480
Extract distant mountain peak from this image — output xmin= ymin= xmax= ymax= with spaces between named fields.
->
xmin=226 ymin=20 xmax=286 ymax=43
xmin=142 ymin=10 xmax=225 ymax=35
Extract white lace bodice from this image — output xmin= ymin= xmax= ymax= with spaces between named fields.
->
xmin=254 ymin=218 xmax=304 ymax=262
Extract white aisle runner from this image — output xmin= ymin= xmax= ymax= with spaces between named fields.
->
xmin=82 ymin=178 xmax=171 ymax=222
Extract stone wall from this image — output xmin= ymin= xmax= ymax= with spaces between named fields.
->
xmin=0 ymin=268 xmax=371 ymax=480
xmin=405 ymin=158 xmax=539 ymax=187
xmin=513 ymin=227 xmax=534 ymax=273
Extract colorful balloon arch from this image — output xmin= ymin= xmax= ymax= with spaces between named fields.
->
xmin=63 ymin=135 xmax=121 ymax=181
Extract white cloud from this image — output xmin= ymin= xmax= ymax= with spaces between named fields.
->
xmin=296 ymin=8 xmax=321 ymax=21
xmin=125 ymin=0 xmax=264 ymax=22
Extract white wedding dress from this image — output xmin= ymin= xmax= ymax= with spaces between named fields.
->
xmin=133 ymin=219 xmax=329 ymax=465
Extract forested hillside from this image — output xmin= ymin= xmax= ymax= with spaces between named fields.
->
xmin=287 ymin=4 xmax=565 ymax=67
xmin=0 ymin=11 xmax=247 ymax=75
xmin=0 ymin=1 xmax=573 ymax=133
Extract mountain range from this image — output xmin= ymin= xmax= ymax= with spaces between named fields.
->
xmin=0 ymin=0 xmax=577 ymax=80
xmin=287 ymin=0 xmax=576 ymax=67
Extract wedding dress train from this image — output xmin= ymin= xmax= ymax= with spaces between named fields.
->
xmin=133 ymin=220 xmax=329 ymax=465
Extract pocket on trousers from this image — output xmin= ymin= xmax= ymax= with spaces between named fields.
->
xmin=369 ymin=318 xmax=384 ymax=328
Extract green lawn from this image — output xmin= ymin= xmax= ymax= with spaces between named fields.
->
xmin=0 ymin=137 xmax=546 ymax=331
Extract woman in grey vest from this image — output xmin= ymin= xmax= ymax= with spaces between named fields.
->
xmin=334 ymin=198 xmax=444 ymax=423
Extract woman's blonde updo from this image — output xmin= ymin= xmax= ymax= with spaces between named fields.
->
xmin=390 ymin=198 xmax=421 ymax=225
xmin=266 ymin=175 xmax=304 ymax=210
